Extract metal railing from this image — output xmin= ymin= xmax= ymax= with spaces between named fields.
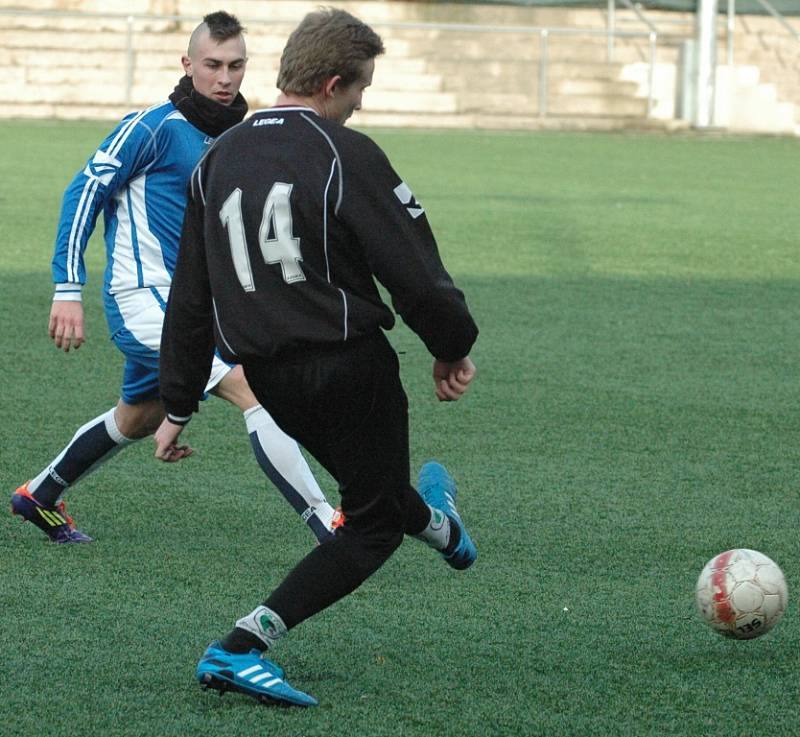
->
xmin=0 ymin=7 xmax=299 ymax=105
xmin=755 ymin=0 xmax=800 ymax=41
xmin=380 ymin=21 xmax=658 ymax=117
xmin=0 ymin=7 xmax=661 ymax=119
xmin=606 ymin=0 xmax=660 ymax=65
xmin=606 ymin=0 xmax=800 ymax=68
xmin=726 ymin=0 xmax=736 ymax=66
xmin=724 ymin=0 xmax=800 ymax=66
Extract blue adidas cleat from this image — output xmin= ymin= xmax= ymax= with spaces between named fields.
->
xmin=11 ymin=483 xmax=92 ymax=544
xmin=417 ymin=461 xmax=477 ymax=570
xmin=196 ymin=641 xmax=318 ymax=708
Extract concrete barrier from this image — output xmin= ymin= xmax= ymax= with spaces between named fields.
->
xmin=3 ymin=0 xmax=797 ymax=133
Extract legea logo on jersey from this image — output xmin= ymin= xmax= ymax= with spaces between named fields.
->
xmin=253 ymin=117 xmax=285 ymax=127
xmin=393 ymin=182 xmax=425 ymax=219
xmin=84 ymin=150 xmax=123 ymax=185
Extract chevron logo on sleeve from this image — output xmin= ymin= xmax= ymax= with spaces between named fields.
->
xmin=83 ymin=149 xmax=123 ymax=185
xmin=393 ymin=182 xmax=425 ymax=219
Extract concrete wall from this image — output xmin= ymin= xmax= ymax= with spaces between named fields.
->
xmin=1 ymin=1 xmax=798 ymax=134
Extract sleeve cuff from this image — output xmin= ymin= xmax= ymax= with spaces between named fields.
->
xmin=53 ymin=283 xmax=83 ymax=302
xmin=166 ymin=413 xmax=192 ymax=426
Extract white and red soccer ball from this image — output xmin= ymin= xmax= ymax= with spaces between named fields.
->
xmin=695 ymin=548 xmax=788 ymax=639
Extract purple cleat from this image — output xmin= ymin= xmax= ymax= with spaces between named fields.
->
xmin=11 ymin=483 xmax=92 ymax=543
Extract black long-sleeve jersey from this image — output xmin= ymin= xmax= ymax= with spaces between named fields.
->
xmin=160 ymin=106 xmax=478 ymax=419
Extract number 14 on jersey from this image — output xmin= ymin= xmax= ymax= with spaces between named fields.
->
xmin=219 ymin=183 xmax=306 ymax=291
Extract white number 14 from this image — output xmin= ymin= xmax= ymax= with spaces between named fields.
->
xmin=219 ymin=183 xmax=305 ymax=292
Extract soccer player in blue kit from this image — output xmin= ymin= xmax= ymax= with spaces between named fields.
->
xmin=11 ymin=11 xmax=339 ymax=544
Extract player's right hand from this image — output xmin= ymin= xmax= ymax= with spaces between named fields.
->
xmin=154 ymin=418 xmax=194 ymax=463
xmin=49 ymin=301 xmax=85 ymax=352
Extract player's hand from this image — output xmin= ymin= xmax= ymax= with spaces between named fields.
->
xmin=49 ymin=301 xmax=85 ymax=352
xmin=154 ymin=418 xmax=194 ymax=463
xmin=433 ymin=356 xmax=476 ymax=402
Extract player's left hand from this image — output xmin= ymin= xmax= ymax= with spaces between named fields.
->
xmin=154 ymin=418 xmax=194 ymax=462
xmin=433 ymin=356 xmax=476 ymax=402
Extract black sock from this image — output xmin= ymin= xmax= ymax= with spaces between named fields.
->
xmin=31 ymin=411 xmax=123 ymax=506
xmin=220 ymin=627 xmax=266 ymax=654
xmin=443 ymin=516 xmax=462 ymax=555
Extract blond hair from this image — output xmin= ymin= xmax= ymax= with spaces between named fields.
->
xmin=277 ymin=8 xmax=384 ymax=96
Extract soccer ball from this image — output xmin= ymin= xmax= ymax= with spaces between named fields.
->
xmin=695 ymin=548 xmax=788 ymax=639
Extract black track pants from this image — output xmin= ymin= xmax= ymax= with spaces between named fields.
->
xmin=242 ymin=333 xmax=431 ymax=629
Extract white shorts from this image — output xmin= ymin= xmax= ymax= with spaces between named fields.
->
xmin=105 ymin=286 xmax=231 ymax=404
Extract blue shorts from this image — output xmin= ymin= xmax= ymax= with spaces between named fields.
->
xmin=106 ymin=287 xmax=232 ymax=405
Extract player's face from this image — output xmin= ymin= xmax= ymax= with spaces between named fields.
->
xmin=329 ymin=58 xmax=375 ymax=124
xmin=182 ymin=32 xmax=247 ymax=107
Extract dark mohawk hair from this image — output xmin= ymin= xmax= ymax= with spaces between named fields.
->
xmin=203 ymin=10 xmax=245 ymax=42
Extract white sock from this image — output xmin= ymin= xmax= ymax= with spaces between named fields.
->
xmin=235 ymin=605 xmax=288 ymax=650
xmin=244 ymin=405 xmax=337 ymax=538
xmin=413 ymin=505 xmax=451 ymax=551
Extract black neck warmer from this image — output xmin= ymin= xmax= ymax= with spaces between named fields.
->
xmin=168 ymin=75 xmax=248 ymax=138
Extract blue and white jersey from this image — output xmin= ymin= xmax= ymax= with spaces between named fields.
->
xmin=52 ymin=101 xmax=214 ymax=297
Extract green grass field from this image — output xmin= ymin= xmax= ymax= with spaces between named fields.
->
xmin=1 ymin=120 xmax=799 ymax=737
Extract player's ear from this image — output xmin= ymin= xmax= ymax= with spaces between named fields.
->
xmin=181 ymin=55 xmax=193 ymax=78
xmin=323 ymin=75 xmax=342 ymax=99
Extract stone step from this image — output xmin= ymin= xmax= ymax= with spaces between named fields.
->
xmin=8 ymin=47 xmax=128 ymax=69
xmin=1 ymin=81 xmax=131 ymax=105
xmin=453 ymin=86 xmax=648 ymax=115
xmin=425 ymin=57 xmax=575 ymax=88
xmin=455 ymin=91 xmax=537 ymax=115
xmin=755 ymin=66 xmax=800 ymax=83
xmin=408 ymin=36 xmax=677 ymax=66
xmin=352 ymin=109 xmax=686 ymax=133
xmin=0 ymin=33 xmax=434 ymax=73
xmin=13 ymin=71 xmax=645 ymax=111
xmin=373 ymin=72 xmax=445 ymax=93
xmin=399 ymin=34 xmax=613 ymax=62
xmin=735 ymin=46 xmax=800 ymax=64
xmin=0 ymin=13 xmax=158 ymax=32
xmin=0 ymin=28 xmax=128 ymax=50
xmin=24 ymin=65 xmax=123 ymax=85
xmin=546 ymin=60 xmax=637 ymax=80
xmin=736 ymin=34 xmax=800 ymax=52
xmin=360 ymin=89 xmax=460 ymax=115
xmin=171 ymin=66 xmax=445 ymax=94
xmin=555 ymin=78 xmax=641 ymax=97
xmin=548 ymin=95 xmax=649 ymax=117
xmin=369 ymin=109 xmax=677 ymax=132
xmin=4 ymin=1 xmax=796 ymax=135
xmin=7 ymin=65 xmax=449 ymax=106
xmin=0 ymin=100 xmax=682 ymax=135
xmin=0 ymin=25 xmax=297 ymax=55
xmin=0 ymin=86 xmax=649 ymax=120
xmin=5 ymin=78 xmax=452 ymax=110
xmin=728 ymin=87 xmax=798 ymax=132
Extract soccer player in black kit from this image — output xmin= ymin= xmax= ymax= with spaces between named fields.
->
xmin=155 ymin=8 xmax=479 ymax=707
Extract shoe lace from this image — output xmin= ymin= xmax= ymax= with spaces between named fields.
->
xmin=55 ymin=500 xmax=76 ymax=530
xmin=330 ymin=507 xmax=345 ymax=530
